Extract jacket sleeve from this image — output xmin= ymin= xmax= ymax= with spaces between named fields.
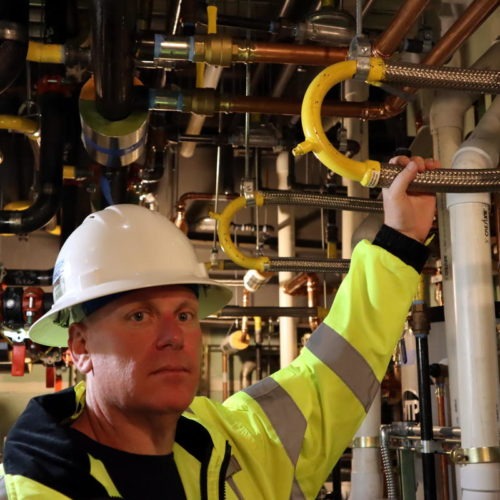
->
xmin=218 ymin=234 xmax=427 ymax=499
xmin=281 ymin=238 xmax=423 ymax=496
xmin=230 ymin=238 xmax=424 ymax=498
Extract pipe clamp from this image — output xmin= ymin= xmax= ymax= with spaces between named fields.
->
xmin=450 ymin=446 xmax=500 ymax=465
xmin=352 ymin=436 xmax=380 ymax=449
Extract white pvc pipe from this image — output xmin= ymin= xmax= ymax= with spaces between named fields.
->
xmin=447 ymin=139 xmax=500 ymax=496
xmin=180 ymin=65 xmax=223 ymax=158
xmin=430 ymin=41 xmax=500 ymax=496
xmin=342 ymin=79 xmax=370 ymax=259
xmin=276 ymin=150 xmax=297 ymax=367
xmin=340 ymin=79 xmax=384 ymax=499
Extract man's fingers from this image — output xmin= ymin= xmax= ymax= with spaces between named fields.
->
xmin=390 ymin=161 xmax=419 ymax=194
xmin=389 ymin=155 xmax=410 ymax=166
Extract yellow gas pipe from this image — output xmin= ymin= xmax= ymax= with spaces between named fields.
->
xmin=209 ymin=194 xmax=270 ymax=273
xmin=292 ymin=57 xmax=386 ymax=187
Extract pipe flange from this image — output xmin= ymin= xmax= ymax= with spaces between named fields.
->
xmin=450 ymin=446 xmax=500 ymax=465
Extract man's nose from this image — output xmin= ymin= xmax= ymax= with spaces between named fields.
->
xmin=156 ymin=314 xmax=184 ymax=349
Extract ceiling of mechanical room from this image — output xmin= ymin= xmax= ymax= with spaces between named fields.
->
xmin=0 ymin=0 xmax=499 ymax=295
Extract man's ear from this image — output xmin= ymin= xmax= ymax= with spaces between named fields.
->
xmin=68 ymin=322 xmax=93 ymax=374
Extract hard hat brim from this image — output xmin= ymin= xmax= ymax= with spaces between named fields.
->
xmin=28 ymin=277 xmax=232 ymax=347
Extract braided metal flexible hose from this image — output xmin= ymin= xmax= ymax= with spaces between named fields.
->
xmin=378 ymin=163 xmax=500 ymax=192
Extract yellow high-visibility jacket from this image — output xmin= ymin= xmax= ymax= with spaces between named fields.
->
xmin=0 ymin=233 xmax=426 ymax=499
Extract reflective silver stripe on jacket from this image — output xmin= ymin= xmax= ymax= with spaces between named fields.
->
xmin=243 ymin=377 xmax=307 ymax=499
xmin=306 ymin=322 xmax=379 ymax=412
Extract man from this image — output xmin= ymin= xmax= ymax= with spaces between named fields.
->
xmin=0 ymin=156 xmax=438 ymax=499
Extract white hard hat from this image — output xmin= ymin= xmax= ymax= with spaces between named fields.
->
xmin=29 ymin=204 xmax=232 ymax=347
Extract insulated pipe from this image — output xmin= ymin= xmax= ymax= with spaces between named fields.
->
xmin=90 ymin=0 xmax=136 ymax=121
xmin=446 ymin=100 xmax=500 ymax=498
xmin=0 ymin=20 xmax=28 ymax=95
xmin=79 ymin=77 xmax=149 ymax=167
xmin=276 ymin=150 xmax=297 ymax=367
xmin=0 ymin=91 xmax=68 ymax=234
xmin=209 ymin=190 xmax=380 ymax=272
xmin=293 ymin=58 xmax=500 ymax=192
xmin=82 ymin=0 xmax=148 ymax=167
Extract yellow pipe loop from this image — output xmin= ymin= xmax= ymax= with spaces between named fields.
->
xmin=0 ymin=115 xmax=39 ymax=137
xmin=27 ymin=41 xmax=65 ymax=64
xmin=293 ymin=57 xmax=386 ymax=187
xmin=209 ymin=193 xmax=270 ymax=272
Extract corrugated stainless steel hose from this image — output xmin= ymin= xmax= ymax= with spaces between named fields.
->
xmin=378 ymin=164 xmax=500 ymax=193
xmin=262 ymin=191 xmax=379 ymax=272
xmin=266 ymin=257 xmax=350 ymax=273
xmin=384 ymin=63 xmax=500 ymax=94
xmin=262 ymin=190 xmax=383 ymax=212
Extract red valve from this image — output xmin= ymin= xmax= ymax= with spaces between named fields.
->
xmin=11 ymin=344 xmax=26 ymax=376
xmin=45 ymin=365 xmax=56 ymax=388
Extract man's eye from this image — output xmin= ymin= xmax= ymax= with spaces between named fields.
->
xmin=178 ymin=311 xmax=194 ymax=322
xmin=130 ymin=312 xmax=145 ymax=322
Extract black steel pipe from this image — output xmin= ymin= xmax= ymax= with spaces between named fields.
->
xmin=0 ymin=91 xmax=68 ymax=234
xmin=415 ymin=334 xmax=437 ymax=499
xmin=411 ymin=301 xmax=437 ymax=500
xmin=0 ymin=21 xmax=28 ymax=95
xmin=90 ymin=0 xmax=136 ymax=121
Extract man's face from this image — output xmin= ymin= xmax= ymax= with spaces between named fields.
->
xmin=69 ymin=285 xmax=202 ymax=418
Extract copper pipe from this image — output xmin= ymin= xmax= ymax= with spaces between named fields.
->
xmin=373 ymin=0 xmax=431 ymax=58
xmin=173 ymin=192 xmax=238 ymax=233
xmin=176 ymin=192 xmax=237 ymax=210
xmin=424 ymin=0 xmax=499 ymax=66
xmin=238 ymin=41 xmax=348 ymax=66
xmin=383 ymin=0 xmax=500 ymax=117
xmin=283 ymin=272 xmax=321 ymax=331
xmin=224 ymin=95 xmax=385 ymax=118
